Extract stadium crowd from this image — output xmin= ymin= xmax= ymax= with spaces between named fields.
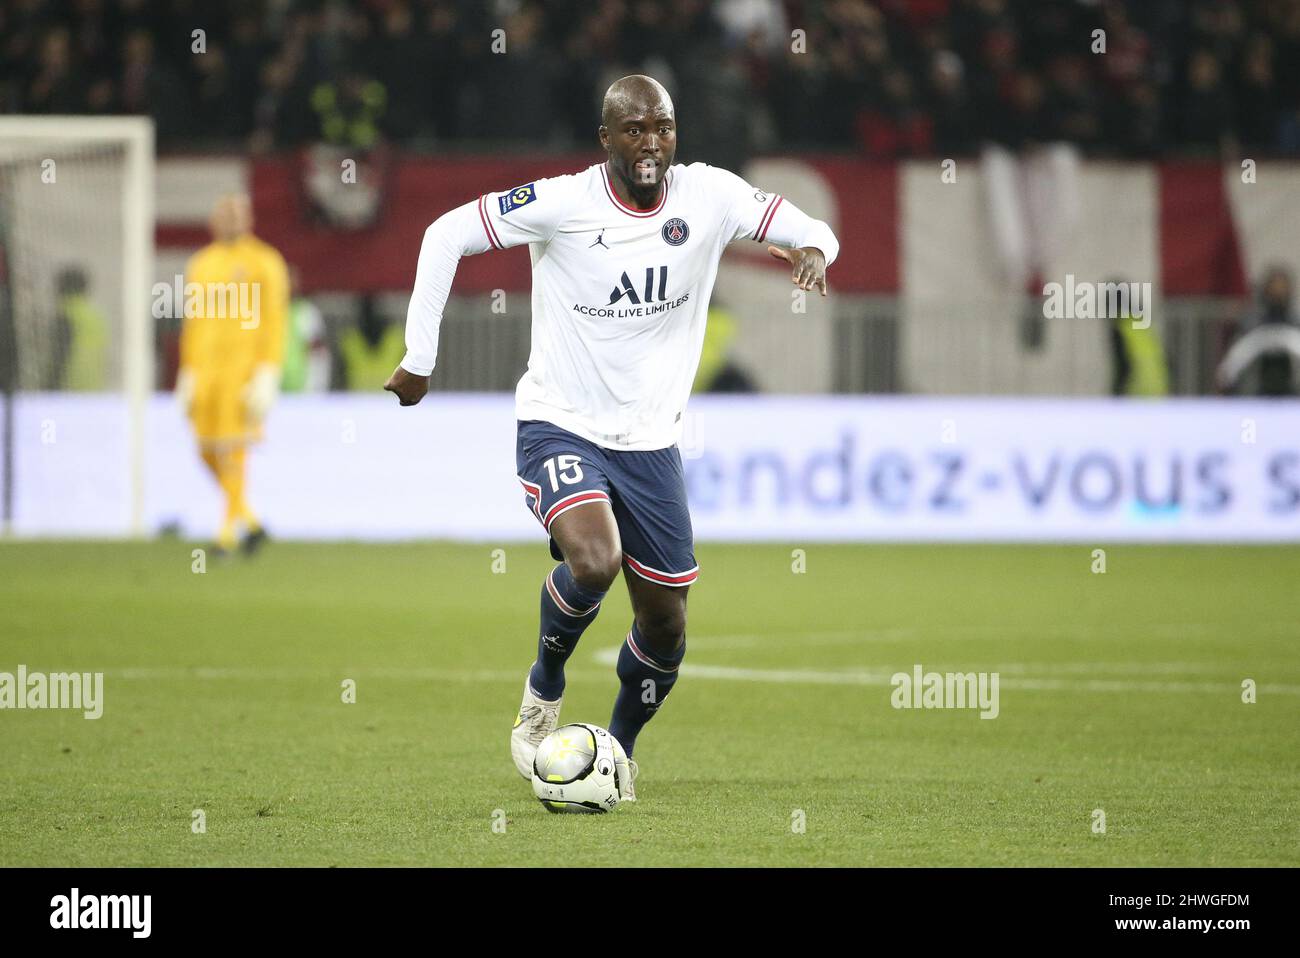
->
xmin=3 ymin=0 xmax=1300 ymax=161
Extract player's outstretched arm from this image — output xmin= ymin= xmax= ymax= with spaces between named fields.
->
xmin=757 ymin=197 xmax=837 ymax=299
xmin=389 ymin=178 xmax=570 ymax=406
xmin=388 ymin=199 xmax=492 ymax=406
xmin=715 ymin=166 xmax=839 ymax=300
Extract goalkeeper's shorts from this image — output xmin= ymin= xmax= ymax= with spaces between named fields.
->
xmin=190 ymin=377 xmax=261 ymax=445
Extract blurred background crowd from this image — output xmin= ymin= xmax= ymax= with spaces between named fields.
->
xmin=5 ymin=0 xmax=1300 ymax=163
xmin=4 ymin=0 xmax=1300 ymax=401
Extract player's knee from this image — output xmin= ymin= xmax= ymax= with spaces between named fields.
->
xmin=566 ymin=543 xmax=622 ymax=592
xmin=636 ymin=604 xmax=687 ymax=655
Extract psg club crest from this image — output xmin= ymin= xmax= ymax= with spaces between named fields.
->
xmin=661 ymin=218 xmax=689 ymax=246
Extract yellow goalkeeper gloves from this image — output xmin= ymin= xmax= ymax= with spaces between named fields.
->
xmin=242 ymin=364 xmax=280 ymax=422
xmin=175 ymin=368 xmax=195 ymax=417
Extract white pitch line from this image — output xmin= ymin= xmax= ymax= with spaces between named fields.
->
xmin=110 ymin=665 xmax=617 ymax=685
xmin=100 ymin=642 xmax=1300 ymax=696
xmin=681 ymin=623 xmax=1298 ymax=650
xmin=978 ymin=662 xmax=1249 ymax=676
xmin=115 ymin=667 xmax=528 ymax=682
xmin=589 ymin=648 xmax=1300 ymax=695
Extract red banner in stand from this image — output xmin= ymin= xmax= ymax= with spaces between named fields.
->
xmin=200 ymin=152 xmax=1253 ymax=298
xmin=247 ymin=152 xmax=898 ymax=295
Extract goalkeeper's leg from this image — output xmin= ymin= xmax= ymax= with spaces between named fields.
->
xmin=198 ymin=442 xmax=259 ymax=552
xmin=197 ymin=448 xmax=236 ymax=551
xmin=218 ymin=445 xmax=260 ymax=546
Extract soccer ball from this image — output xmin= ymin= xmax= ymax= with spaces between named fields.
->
xmin=532 ymin=723 xmax=630 ymax=813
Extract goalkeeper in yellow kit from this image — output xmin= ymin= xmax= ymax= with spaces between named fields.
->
xmin=175 ymin=194 xmax=289 ymax=555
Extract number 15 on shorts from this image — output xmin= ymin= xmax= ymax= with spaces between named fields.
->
xmin=543 ymin=454 xmax=585 ymax=492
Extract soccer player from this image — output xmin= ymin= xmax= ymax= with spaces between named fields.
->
xmin=385 ymin=76 xmax=838 ymax=799
xmin=176 ymin=194 xmax=289 ymax=556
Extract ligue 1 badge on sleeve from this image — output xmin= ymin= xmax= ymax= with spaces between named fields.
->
xmin=499 ymin=183 xmax=537 ymax=215
xmin=662 ymin=217 xmax=689 ymax=246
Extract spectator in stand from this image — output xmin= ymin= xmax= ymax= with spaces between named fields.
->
xmin=1236 ymin=33 xmax=1279 ymax=150
xmin=1047 ymin=54 xmax=1101 ymax=149
xmin=3 ymin=0 xmax=1299 ymax=158
xmin=25 ymin=28 xmax=87 ymax=114
xmin=117 ymin=27 xmax=189 ymax=140
xmin=928 ymin=50 xmax=976 ymax=156
xmin=1180 ymin=49 xmax=1234 ymax=154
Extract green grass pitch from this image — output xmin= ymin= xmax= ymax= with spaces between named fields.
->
xmin=1 ymin=540 xmax=1296 ymax=867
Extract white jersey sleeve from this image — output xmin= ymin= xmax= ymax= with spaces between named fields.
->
xmin=400 ymin=176 xmax=576 ymax=375
xmin=713 ymin=166 xmax=840 ymax=266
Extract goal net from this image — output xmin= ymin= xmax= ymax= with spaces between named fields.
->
xmin=0 ymin=117 xmax=154 ymax=535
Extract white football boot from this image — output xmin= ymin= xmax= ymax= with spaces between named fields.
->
xmin=611 ymin=736 xmax=638 ymax=804
xmin=510 ymin=676 xmax=562 ymax=779
xmin=620 ymin=758 xmax=639 ymax=803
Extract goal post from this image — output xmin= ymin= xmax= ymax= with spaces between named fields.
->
xmin=0 ymin=116 xmax=155 ymax=536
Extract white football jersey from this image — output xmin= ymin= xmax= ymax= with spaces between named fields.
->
xmin=401 ymin=161 xmax=839 ymax=450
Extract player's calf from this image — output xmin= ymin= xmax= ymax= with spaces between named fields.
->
xmin=530 ymin=562 xmax=608 ymax=700
xmin=608 ymin=620 xmax=686 ymax=758
xmin=529 ymin=503 xmax=623 ymax=700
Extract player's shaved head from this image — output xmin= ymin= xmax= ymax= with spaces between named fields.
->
xmin=601 ymin=75 xmax=674 ymax=128
xmin=210 ymin=193 xmax=253 ymax=243
xmin=599 ymin=75 xmax=677 ymax=203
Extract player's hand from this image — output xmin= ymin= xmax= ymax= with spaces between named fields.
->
xmin=768 ymin=245 xmax=828 ymax=296
xmin=243 ymin=364 xmax=280 ymax=422
xmin=385 ymin=365 xmax=429 ymax=406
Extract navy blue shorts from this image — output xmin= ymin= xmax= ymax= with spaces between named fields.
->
xmin=515 ymin=419 xmax=698 ymax=587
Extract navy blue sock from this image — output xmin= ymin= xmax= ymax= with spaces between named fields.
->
xmin=528 ymin=563 xmax=605 ymax=700
xmin=608 ymin=622 xmax=685 ymax=757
